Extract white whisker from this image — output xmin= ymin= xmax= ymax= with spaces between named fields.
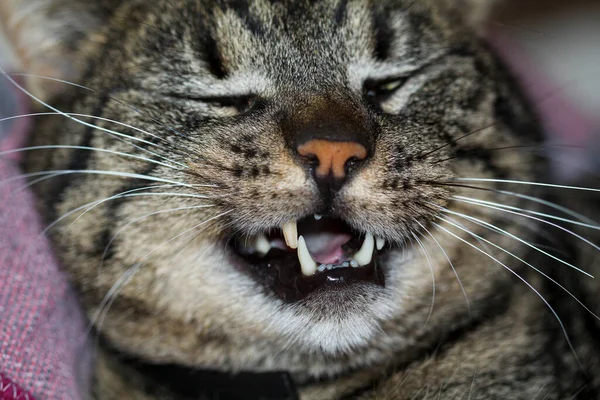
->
xmin=11 ymin=72 xmax=187 ymax=138
xmin=438 ymin=216 xmax=600 ymax=322
xmin=416 ymin=220 xmax=470 ymax=314
xmin=0 ymin=112 xmax=177 ymax=149
xmin=411 ymin=231 xmax=436 ymax=327
xmin=43 ymin=184 xmax=192 ymax=234
xmin=431 ymin=204 xmax=594 ymax=278
xmin=0 ymin=68 xmax=189 ymax=169
xmin=91 ymin=209 xmax=232 ymax=338
xmin=454 ymin=195 xmax=600 ymax=231
xmin=99 ymin=204 xmax=215 ymax=269
xmin=6 ymin=169 xmax=196 ymax=188
xmin=2 ymin=144 xmax=183 ymax=171
xmin=431 ymin=221 xmax=582 ymax=370
xmin=453 ymin=196 xmax=600 ymax=255
xmin=456 ymin=178 xmax=600 ymax=193
xmin=497 ymin=190 xmax=598 ymax=226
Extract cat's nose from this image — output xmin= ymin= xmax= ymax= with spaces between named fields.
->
xmin=296 ymin=139 xmax=367 ymax=189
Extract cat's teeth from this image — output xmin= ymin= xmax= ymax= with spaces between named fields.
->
xmin=376 ymin=237 xmax=385 ymax=251
xmin=353 ymin=233 xmax=375 ymax=266
xmin=314 ymin=214 xmax=322 ymax=220
xmin=298 ymin=235 xmax=317 ymax=276
xmin=282 ymin=220 xmax=298 ymax=249
xmin=254 ymin=234 xmax=271 ymax=256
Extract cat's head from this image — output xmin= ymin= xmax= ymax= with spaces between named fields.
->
xmin=2 ymin=0 xmax=543 ymax=378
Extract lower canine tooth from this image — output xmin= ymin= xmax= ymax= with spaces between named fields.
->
xmin=354 ymin=233 xmax=375 ymax=266
xmin=282 ymin=221 xmax=298 ymax=249
xmin=376 ymin=237 xmax=385 ymax=251
xmin=298 ymin=235 xmax=317 ymax=276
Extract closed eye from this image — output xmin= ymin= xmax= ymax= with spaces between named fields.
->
xmin=201 ymin=95 xmax=257 ymax=113
xmin=169 ymin=93 xmax=258 ymax=114
xmin=363 ymin=77 xmax=408 ymax=111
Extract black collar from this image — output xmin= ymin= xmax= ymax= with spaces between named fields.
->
xmin=132 ymin=361 xmax=299 ymax=400
xmin=102 ymin=340 xmax=299 ymax=400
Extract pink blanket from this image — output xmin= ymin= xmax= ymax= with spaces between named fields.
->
xmin=0 ymin=78 xmax=90 ymax=400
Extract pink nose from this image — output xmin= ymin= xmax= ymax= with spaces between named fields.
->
xmin=297 ymin=139 xmax=368 ymax=179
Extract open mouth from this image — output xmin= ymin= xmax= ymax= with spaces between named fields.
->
xmin=233 ymin=216 xmax=386 ymax=302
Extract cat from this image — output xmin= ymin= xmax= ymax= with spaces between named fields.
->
xmin=2 ymin=0 xmax=600 ymax=398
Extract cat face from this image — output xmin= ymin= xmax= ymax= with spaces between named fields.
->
xmin=8 ymin=0 xmax=543 ymax=378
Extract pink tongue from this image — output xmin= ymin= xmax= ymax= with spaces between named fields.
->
xmin=303 ymin=233 xmax=352 ymax=264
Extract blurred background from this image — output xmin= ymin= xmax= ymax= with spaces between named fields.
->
xmin=1 ymin=1 xmax=599 ymax=181
xmin=493 ymin=0 xmax=600 ymax=182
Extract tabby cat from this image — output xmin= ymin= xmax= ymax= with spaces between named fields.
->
xmin=2 ymin=0 xmax=600 ymax=398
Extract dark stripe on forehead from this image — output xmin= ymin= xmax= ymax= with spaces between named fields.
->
xmin=224 ymin=0 xmax=267 ymax=37
xmin=334 ymin=0 xmax=349 ymax=25
xmin=188 ymin=2 xmax=227 ymax=79
xmin=203 ymin=34 xmax=228 ymax=79
xmin=372 ymin=8 xmax=392 ymax=60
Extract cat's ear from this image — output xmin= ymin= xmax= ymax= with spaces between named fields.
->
xmin=0 ymin=0 xmax=113 ymax=100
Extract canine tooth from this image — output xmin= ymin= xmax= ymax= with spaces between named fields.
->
xmin=314 ymin=214 xmax=322 ymax=220
xmin=298 ymin=236 xmax=317 ymax=276
xmin=354 ymin=233 xmax=375 ymax=266
xmin=255 ymin=234 xmax=271 ymax=256
xmin=376 ymin=237 xmax=385 ymax=251
xmin=282 ymin=220 xmax=298 ymax=249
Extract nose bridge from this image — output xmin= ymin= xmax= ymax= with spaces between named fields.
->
xmin=284 ymin=94 xmax=372 ymax=189
xmin=290 ymin=95 xmax=371 ymax=148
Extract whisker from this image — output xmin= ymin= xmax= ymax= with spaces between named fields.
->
xmin=418 ymin=121 xmax=498 ymax=160
xmin=91 ymin=209 xmax=232 ymax=339
xmin=416 ymin=220 xmax=470 ymax=314
xmin=42 ymin=184 xmax=192 ymax=234
xmin=88 ymin=262 xmax=143 ymax=342
xmin=431 ymin=221 xmax=583 ymax=370
xmin=454 ymin=195 xmax=600 ymax=232
xmin=437 ymin=216 xmax=600 ymax=322
xmin=431 ymin=204 xmax=594 ymax=278
xmin=65 ymin=193 xmax=213 ymax=234
xmin=5 ymin=169 xmax=196 ymax=188
xmin=411 ymin=232 xmax=436 ymax=327
xmin=456 ymin=178 xmax=600 ymax=193
xmin=98 ymin=204 xmax=215 ymax=270
xmin=429 ymin=143 xmax=584 ymax=165
xmin=453 ymin=196 xmax=600 ymax=253
xmin=0 ymin=112 xmax=188 ymax=167
xmin=0 ymin=70 xmax=190 ymax=169
xmin=2 ymin=144 xmax=184 ymax=171
xmin=495 ymin=190 xmax=599 ymax=226
xmin=420 ymin=180 xmax=598 ymax=226
xmin=1 ymin=69 xmax=155 ymax=147
xmin=10 ymin=72 xmax=188 ymax=139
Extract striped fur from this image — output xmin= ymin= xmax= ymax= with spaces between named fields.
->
xmin=2 ymin=0 xmax=599 ymax=398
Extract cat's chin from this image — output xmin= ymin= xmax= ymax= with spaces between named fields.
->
xmin=231 ymin=215 xmax=388 ymax=303
xmin=267 ymin=281 xmax=395 ymax=354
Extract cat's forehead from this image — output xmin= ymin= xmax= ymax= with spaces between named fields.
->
xmin=165 ymin=0 xmax=446 ymax=89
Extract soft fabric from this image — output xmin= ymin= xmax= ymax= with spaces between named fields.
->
xmin=0 ymin=76 xmax=90 ymax=400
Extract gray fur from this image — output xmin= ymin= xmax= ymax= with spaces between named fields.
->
xmin=1 ymin=0 xmax=599 ymax=398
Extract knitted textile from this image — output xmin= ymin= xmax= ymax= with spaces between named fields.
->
xmin=0 ymin=77 xmax=90 ymax=400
